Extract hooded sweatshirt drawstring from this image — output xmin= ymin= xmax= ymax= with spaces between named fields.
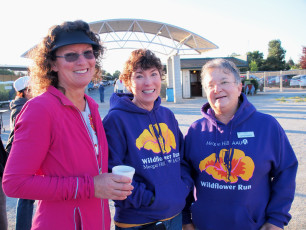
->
xmin=208 ymin=106 xmax=236 ymax=183
xmin=154 ymin=112 xmax=167 ymax=153
xmin=147 ymin=111 xmax=167 ymax=161
xmin=223 ymin=122 xmax=234 ymax=182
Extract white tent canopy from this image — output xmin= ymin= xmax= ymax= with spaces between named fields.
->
xmin=21 ymin=18 xmax=219 ymax=103
xmin=89 ymin=19 xmax=218 ymax=56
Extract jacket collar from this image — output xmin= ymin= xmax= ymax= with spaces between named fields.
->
xmin=47 ymin=86 xmax=98 ymax=111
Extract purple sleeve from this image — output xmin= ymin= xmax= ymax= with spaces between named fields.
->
xmin=265 ymin=125 xmax=298 ymax=228
xmin=182 ymin=127 xmax=197 ymax=225
xmin=178 ymin=125 xmax=194 ymax=191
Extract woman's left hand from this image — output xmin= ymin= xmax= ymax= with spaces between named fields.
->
xmin=93 ymin=173 xmax=133 ymax=200
xmin=182 ymin=223 xmax=195 ymax=230
xmin=260 ymin=223 xmax=283 ymax=230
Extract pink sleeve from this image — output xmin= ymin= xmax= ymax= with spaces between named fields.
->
xmin=2 ymin=101 xmax=95 ymax=201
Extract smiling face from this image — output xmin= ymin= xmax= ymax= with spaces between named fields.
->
xmin=203 ymin=68 xmax=242 ymax=117
xmin=129 ymin=67 xmax=161 ymax=111
xmin=51 ymin=44 xmax=96 ymax=92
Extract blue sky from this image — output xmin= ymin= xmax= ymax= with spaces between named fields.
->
xmin=1 ymin=0 xmax=305 ymax=73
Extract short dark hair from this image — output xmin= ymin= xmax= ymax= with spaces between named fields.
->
xmin=201 ymin=59 xmax=241 ymax=84
xmin=120 ymin=49 xmax=164 ymax=90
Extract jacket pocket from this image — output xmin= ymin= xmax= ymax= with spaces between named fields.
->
xmin=191 ymin=199 xmax=258 ymax=230
xmin=150 ymin=178 xmax=189 ymax=213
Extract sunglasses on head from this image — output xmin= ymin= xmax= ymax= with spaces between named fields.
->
xmin=56 ymin=50 xmax=95 ymax=62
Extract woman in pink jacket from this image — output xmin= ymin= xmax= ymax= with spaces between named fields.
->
xmin=3 ymin=20 xmax=133 ymax=230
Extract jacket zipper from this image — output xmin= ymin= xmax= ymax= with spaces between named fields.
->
xmin=102 ymin=200 xmax=105 ymax=230
xmin=75 ymin=106 xmax=106 ymax=230
xmin=75 ymin=107 xmax=101 ymax=173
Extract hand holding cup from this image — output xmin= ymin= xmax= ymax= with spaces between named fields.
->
xmin=93 ymin=166 xmax=134 ymax=200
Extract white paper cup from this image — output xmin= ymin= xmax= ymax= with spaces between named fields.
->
xmin=112 ymin=165 xmax=135 ymax=180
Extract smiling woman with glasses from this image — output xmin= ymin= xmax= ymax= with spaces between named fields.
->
xmin=2 ymin=20 xmax=134 ymax=230
xmin=182 ymin=59 xmax=298 ymax=230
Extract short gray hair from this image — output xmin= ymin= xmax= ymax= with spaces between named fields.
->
xmin=201 ymin=59 xmax=241 ymax=84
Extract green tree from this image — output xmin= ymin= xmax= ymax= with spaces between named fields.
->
xmin=249 ymin=60 xmax=258 ymax=71
xmin=113 ymin=70 xmax=121 ymax=79
xmin=229 ymin=53 xmax=240 ymax=57
xmin=101 ymin=69 xmax=107 ymax=76
xmin=264 ymin=39 xmax=286 ymax=70
xmin=285 ymin=58 xmax=295 ymax=70
xmin=300 ymin=46 xmax=306 ymax=69
xmin=0 ymin=69 xmax=15 ymax=75
xmin=247 ymin=51 xmax=264 ymax=70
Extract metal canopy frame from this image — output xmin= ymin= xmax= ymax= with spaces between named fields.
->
xmin=89 ymin=19 xmax=218 ymax=56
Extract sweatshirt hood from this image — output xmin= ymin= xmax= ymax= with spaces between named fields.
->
xmin=10 ymin=97 xmax=28 ymax=110
xmin=108 ymin=92 xmax=168 ymax=155
xmin=109 ymin=92 xmax=161 ymax=114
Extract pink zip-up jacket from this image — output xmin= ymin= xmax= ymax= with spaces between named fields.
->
xmin=3 ymin=86 xmax=111 ymax=230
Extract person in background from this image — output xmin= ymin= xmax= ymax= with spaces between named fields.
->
xmin=98 ymin=82 xmax=105 ymax=103
xmin=0 ymin=136 xmax=8 ymax=230
xmin=103 ymin=49 xmax=192 ymax=230
xmin=182 ymin=59 xmax=298 ymax=230
xmin=2 ymin=20 xmax=133 ymax=230
xmin=114 ymin=78 xmax=124 ymax=93
xmin=5 ymin=76 xmax=35 ymax=230
xmin=245 ymin=83 xmax=255 ymax=96
xmin=6 ymin=76 xmax=32 ymax=151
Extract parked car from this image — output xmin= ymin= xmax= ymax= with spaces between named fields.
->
xmin=289 ymin=75 xmax=301 ymax=88
xmin=281 ymin=75 xmax=295 ymax=87
xmin=266 ymin=76 xmax=278 ymax=87
xmin=266 ymin=75 xmax=293 ymax=88
xmin=101 ymin=80 xmax=109 ymax=86
xmin=87 ymin=81 xmax=94 ymax=91
xmin=299 ymin=75 xmax=306 ymax=88
xmin=269 ymin=75 xmax=296 ymax=87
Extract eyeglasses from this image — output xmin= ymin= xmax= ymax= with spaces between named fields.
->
xmin=205 ymin=81 xmax=237 ymax=90
xmin=56 ymin=50 xmax=95 ymax=62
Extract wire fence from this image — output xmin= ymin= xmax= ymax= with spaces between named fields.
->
xmin=242 ymin=69 xmax=306 ymax=92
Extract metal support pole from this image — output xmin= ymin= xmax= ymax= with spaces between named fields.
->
xmin=263 ymin=72 xmax=266 ymax=92
xmin=280 ymin=70 xmax=283 ymax=92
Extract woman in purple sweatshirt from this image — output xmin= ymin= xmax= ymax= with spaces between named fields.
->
xmin=103 ymin=49 xmax=193 ymax=229
xmin=182 ymin=59 xmax=298 ymax=230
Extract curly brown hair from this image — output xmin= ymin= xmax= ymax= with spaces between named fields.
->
xmin=120 ymin=49 xmax=164 ymax=91
xmin=28 ymin=20 xmax=104 ymax=97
